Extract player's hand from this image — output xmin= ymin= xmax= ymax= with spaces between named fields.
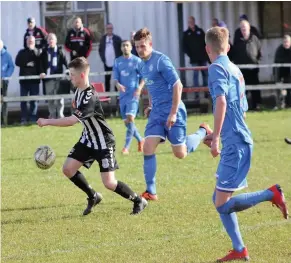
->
xmin=166 ymin=113 xmax=177 ymax=129
xmin=117 ymin=84 xmax=126 ymax=92
xmin=37 ymin=118 xmax=48 ymax=127
xmin=144 ymin=107 xmax=152 ymax=118
xmin=211 ymin=136 xmax=221 ymax=158
xmin=72 ymin=50 xmax=78 ymax=56
xmin=39 ymin=73 xmax=46 ymax=79
xmin=133 ymin=89 xmax=141 ymax=99
xmin=203 ymin=133 xmax=213 ymax=148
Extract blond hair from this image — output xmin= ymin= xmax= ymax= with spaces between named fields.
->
xmin=205 ymin=27 xmax=229 ymax=53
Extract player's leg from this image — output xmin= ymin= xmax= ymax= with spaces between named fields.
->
xmin=98 ymin=147 xmax=147 ymax=214
xmin=64 ymin=143 xmax=102 ymax=215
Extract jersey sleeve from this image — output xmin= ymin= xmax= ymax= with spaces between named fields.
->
xmin=157 ymin=55 xmax=180 ymax=87
xmin=73 ymin=89 xmax=96 ymax=121
xmin=113 ymin=59 xmax=120 ymax=82
xmin=208 ymin=64 xmax=229 ymax=98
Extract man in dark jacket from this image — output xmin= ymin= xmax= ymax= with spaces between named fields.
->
xmin=233 ymin=14 xmax=261 ymax=45
xmin=232 ymin=20 xmax=262 ymax=110
xmin=65 ymin=17 xmax=92 ymax=61
xmin=15 ymin=36 xmax=46 ymax=124
xmin=1 ymin=40 xmax=15 ymax=124
xmin=24 ymin=17 xmax=48 ymax=50
xmin=99 ymin=23 xmax=122 ymax=92
xmin=182 ymin=16 xmax=208 ymax=89
xmin=43 ymin=33 xmax=68 ymax=119
xmin=274 ymin=35 xmax=291 ymax=108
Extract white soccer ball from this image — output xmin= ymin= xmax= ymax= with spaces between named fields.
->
xmin=34 ymin=145 xmax=56 ymax=170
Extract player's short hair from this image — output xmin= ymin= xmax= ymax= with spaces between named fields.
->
xmin=68 ymin=57 xmax=90 ymax=72
xmin=205 ymin=27 xmax=229 ymax=53
xmin=134 ymin=28 xmax=152 ymax=42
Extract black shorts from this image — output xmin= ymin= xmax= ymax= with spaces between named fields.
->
xmin=68 ymin=142 xmax=119 ymax=172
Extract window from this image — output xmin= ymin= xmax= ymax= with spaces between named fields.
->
xmin=260 ymin=1 xmax=291 ymax=38
xmin=42 ymin=1 xmax=105 ymax=44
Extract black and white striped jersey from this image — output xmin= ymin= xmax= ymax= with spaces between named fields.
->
xmin=72 ymin=85 xmax=115 ymax=150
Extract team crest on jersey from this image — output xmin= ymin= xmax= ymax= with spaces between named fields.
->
xmin=102 ymin=158 xmax=109 ymax=168
xmin=149 ymin=64 xmax=153 ymax=72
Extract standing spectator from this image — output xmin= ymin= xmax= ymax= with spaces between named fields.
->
xmin=15 ymin=36 xmax=46 ymax=124
xmin=233 ymin=14 xmax=261 ymax=45
xmin=99 ymin=23 xmax=122 ymax=92
xmin=65 ymin=17 xmax=92 ymax=61
xmin=182 ymin=16 xmax=208 ymax=92
xmin=1 ymin=40 xmax=15 ymax=124
xmin=232 ymin=20 xmax=262 ymax=110
xmin=130 ymin=31 xmax=138 ymax=56
xmin=274 ymin=35 xmax=291 ymax=108
xmin=24 ymin=17 xmax=48 ymax=50
xmin=212 ymin=18 xmax=219 ymax=27
xmin=43 ymin=33 xmax=68 ymax=119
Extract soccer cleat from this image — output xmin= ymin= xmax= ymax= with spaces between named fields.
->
xmin=141 ymin=191 xmax=158 ymax=201
xmin=285 ymin=138 xmax=291 ymax=145
xmin=268 ymin=184 xmax=289 ymax=219
xmin=138 ymin=139 xmax=145 ymax=152
xmin=83 ymin=192 xmax=103 ymax=216
xmin=121 ymin=148 xmax=129 ymax=155
xmin=217 ymin=247 xmax=249 ymax=262
xmin=131 ymin=197 xmax=148 ymax=215
xmin=199 ymin=122 xmax=213 ymax=136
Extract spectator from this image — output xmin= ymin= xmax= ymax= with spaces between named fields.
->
xmin=232 ymin=20 xmax=262 ymax=110
xmin=15 ymin=36 xmax=46 ymax=124
xmin=99 ymin=23 xmax=122 ymax=92
xmin=130 ymin=31 xmax=138 ymax=56
xmin=218 ymin=21 xmax=234 ymax=61
xmin=182 ymin=16 xmax=208 ymax=93
xmin=43 ymin=33 xmax=68 ymax=119
xmin=0 ymin=40 xmax=15 ymax=124
xmin=24 ymin=17 xmax=48 ymax=50
xmin=212 ymin=18 xmax=219 ymax=27
xmin=233 ymin=14 xmax=261 ymax=45
xmin=274 ymin=35 xmax=291 ymax=108
xmin=65 ymin=17 xmax=92 ymax=61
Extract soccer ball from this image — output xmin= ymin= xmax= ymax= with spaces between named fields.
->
xmin=34 ymin=145 xmax=56 ymax=170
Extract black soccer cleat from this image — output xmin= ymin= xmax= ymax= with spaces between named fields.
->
xmin=131 ymin=197 xmax=148 ymax=215
xmin=285 ymin=138 xmax=291 ymax=145
xmin=83 ymin=192 xmax=103 ymax=216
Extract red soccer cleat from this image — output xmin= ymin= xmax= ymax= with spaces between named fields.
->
xmin=138 ymin=139 xmax=145 ymax=153
xmin=217 ymin=247 xmax=249 ymax=262
xmin=121 ymin=148 xmax=129 ymax=155
xmin=141 ymin=191 xmax=158 ymax=201
xmin=268 ymin=184 xmax=289 ymax=219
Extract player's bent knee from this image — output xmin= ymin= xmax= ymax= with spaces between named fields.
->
xmin=62 ymin=165 xmax=75 ymax=178
xmin=173 ymin=151 xmax=187 ymax=159
xmin=126 ymin=115 xmax=134 ymax=123
xmin=103 ymin=181 xmax=116 ymax=190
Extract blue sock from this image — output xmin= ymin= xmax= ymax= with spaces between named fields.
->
xmin=217 ymin=190 xmax=274 ymax=214
xmin=124 ymin=122 xmax=134 ymax=149
xmin=186 ymin=128 xmax=206 ymax=153
xmin=144 ymin=154 xmax=157 ymax=194
xmin=132 ymin=123 xmax=142 ymax=142
xmin=213 ymin=192 xmax=245 ymax=252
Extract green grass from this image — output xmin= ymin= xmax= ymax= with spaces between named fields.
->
xmin=2 ymin=110 xmax=291 ymax=263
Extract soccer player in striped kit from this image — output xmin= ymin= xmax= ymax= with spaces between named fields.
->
xmin=37 ymin=57 xmax=147 ymax=216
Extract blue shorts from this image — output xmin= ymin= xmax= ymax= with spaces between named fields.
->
xmin=120 ymin=98 xmax=139 ymax=120
xmin=216 ymin=143 xmax=253 ymax=192
xmin=144 ymin=107 xmax=187 ymax=145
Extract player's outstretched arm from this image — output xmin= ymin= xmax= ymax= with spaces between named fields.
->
xmin=37 ymin=116 xmax=79 ymax=127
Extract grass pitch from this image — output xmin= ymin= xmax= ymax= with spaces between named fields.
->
xmin=2 ymin=110 xmax=291 ymax=263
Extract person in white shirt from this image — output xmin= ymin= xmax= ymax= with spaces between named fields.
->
xmin=99 ymin=23 xmax=122 ymax=92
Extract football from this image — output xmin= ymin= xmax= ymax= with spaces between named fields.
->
xmin=34 ymin=145 xmax=56 ymax=170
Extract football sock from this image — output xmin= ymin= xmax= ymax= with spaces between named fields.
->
xmin=114 ymin=181 xmax=141 ymax=202
xmin=70 ymin=171 xmax=95 ymax=199
xmin=186 ymin=128 xmax=206 ymax=153
xmin=124 ymin=122 xmax=135 ymax=149
xmin=213 ymin=192 xmax=245 ymax=252
xmin=144 ymin=154 xmax=157 ymax=194
xmin=216 ymin=190 xmax=274 ymax=214
xmin=132 ymin=123 xmax=142 ymax=142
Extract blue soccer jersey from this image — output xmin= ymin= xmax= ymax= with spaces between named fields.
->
xmin=208 ymin=55 xmax=253 ymax=147
xmin=137 ymin=50 xmax=185 ymax=118
xmin=113 ymin=54 xmax=142 ymax=102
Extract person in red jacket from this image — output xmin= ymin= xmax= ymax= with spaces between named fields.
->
xmin=65 ymin=17 xmax=92 ymax=61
